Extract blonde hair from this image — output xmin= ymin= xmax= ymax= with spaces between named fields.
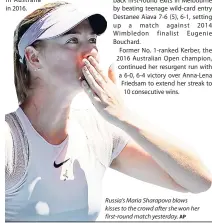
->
xmin=14 ymin=1 xmax=69 ymax=103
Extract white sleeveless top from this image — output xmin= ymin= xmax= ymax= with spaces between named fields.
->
xmin=5 ymin=99 xmax=130 ymax=221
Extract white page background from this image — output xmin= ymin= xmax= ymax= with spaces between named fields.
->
xmin=1 ymin=0 xmax=211 ymax=222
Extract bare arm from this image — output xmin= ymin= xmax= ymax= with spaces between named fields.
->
xmin=111 ymin=114 xmax=212 ymax=194
xmin=81 ymin=55 xmax=212 ymax=194
xmin=111 ymin=140 xmax=189 ymax=193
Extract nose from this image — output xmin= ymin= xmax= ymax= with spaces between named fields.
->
xmin=82 ymin=47 xmax=99 ymax=60
xmin=77 ymin=46 xmax=100 ymax=68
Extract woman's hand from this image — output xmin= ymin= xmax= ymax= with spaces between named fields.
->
xmin=81 ymin=56 xmax=128 ymax=126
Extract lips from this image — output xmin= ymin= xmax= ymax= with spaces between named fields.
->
xmin=77 ymin=49 xmax=99 ymax=82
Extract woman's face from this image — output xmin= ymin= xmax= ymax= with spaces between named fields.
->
xmin=38 ymin=19 xmax=99 ymax=89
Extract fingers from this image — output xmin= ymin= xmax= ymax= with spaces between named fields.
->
xmin=86 ymin=56 xmax=109 ymax=82
xmin=82 ymin=59 xmax=105 ymax=89
xmin=81 ymin=80 xmax=102 ymax=106
xmin=108 ymin=63 xmax=117 ymax=84
xmin=81 ymin=80 xmax=94 ymax=98
xmin=82 ymin=65 xmax=103 ymax=97
xmin=81 ymin=57 xmax=112 ymax=103
xmin=88 ymin=48 xmax=100 ymax=63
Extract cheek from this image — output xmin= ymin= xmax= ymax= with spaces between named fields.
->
xmin=42 ymin=45 xmax=78 ymax=74
xmin=42 ymin=46 xmax=100 ymax=79
xmin=76 ymin=55 xmax=84 ymax=69
xmin=52 ymin=51 xmax=77 ymax=71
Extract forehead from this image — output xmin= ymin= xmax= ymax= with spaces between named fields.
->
xmin=64 ymin=19 xmax=94 ymax=35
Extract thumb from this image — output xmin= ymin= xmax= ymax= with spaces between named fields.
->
xmin=108 ymin=63 xmax=117 ymax=84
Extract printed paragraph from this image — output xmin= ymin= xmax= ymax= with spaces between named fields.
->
xmin=117 ymin=47 xmax=212 ymax=95
xmin=113 ymin=0 xmax=212 ymax=95
xmin=103 ymin=197 xmax=200 ymax=220
xmin=5 ymin=0 xmax=42 ymax=11
xmin=113 ymin=0 xmax=212 ymax=38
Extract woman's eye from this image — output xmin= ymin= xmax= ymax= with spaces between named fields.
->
xmin=89 ymin=38 xmax=97 ymax=44
xmin=66 ymin=37 xmax=78 ymax=44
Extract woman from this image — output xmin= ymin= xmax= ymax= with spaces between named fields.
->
xmin=5 ymin=1 xmax=212 ymax=221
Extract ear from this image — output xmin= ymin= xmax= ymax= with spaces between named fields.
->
xmin=108 ymin=63 xmax=117 ymax=84
xmin=24 ymin=46 xmax=41 ymax=70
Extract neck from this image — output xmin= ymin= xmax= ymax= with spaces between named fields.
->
xmin=21 ymin=86 xmax=82 ymax=145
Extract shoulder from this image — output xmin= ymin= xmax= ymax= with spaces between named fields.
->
xmin=5 ymin=115 xmax=15 ymax=189
xmin=5 ymin=112 xmax=16 ymax=160
xmin=5 ymin=117 xmax=12 ymax=143
xmin=5 ymin=118 xmax=13 ymax=169
xmin=5 ymin=112 xmax=29 ymax=191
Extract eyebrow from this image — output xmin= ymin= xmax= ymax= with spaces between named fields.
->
xmin=63 ymin=30 xmax=96 ymax=35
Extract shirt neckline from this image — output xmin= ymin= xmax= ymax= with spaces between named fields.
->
xmin=16 ymin=107 xmax=69 ymax=149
